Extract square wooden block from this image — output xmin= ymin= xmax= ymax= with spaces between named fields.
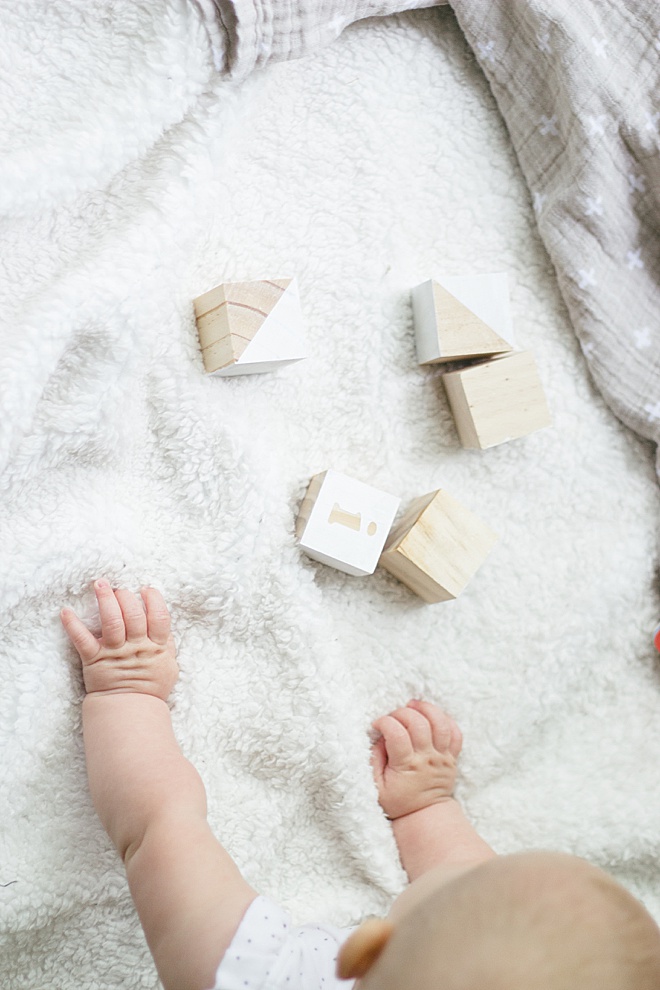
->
xmin=442 ymin=350 xmax=551 ymax=449
xmin=379 ymin=489 xmax=498 ymax=603
xmin=193 ymin=277 xmax=307 ymax=376
xmin=412 ymin=273 xmax=514 ymax=364
xmin=296 ymin=470 xmax=400 ymax=577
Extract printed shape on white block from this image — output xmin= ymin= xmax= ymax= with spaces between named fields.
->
xmin=296 ymin=470 xmax=401 ymax=576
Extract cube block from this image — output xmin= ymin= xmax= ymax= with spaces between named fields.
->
xmin=296 ymin=470 xmax=400 ymax=577
xmin=379 ymin=489 xmax=498 ymax=602
xmin=193 ymin=277 xmax=307 ymax=376
xmin=442 ymin=350 xmax=551 ymax=449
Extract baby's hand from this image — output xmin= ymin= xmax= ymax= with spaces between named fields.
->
xmin=61 ymin=580 xmax=178 ymax=701
xmin=371 ymin=700 xmax=462 ymax=820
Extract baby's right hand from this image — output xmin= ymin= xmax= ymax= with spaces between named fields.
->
xmin=371 ymin=700 xmax=462 ymax=820
xmin=61 ymin=580 xmax=178 ymax=701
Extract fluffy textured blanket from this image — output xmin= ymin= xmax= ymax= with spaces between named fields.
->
xmin=1 ymin=3 xmax=659 ymax=990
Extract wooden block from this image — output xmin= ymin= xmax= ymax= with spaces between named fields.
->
xmin=412 ymin=273 xmax=514 ymax=365
xmin=193 ymin=277 xmax=307 ymax=376
xmin=296 ymin=470 xmax=400 ymax=577
xmin=379 ymin=489 xmax=498 ymax=603
xmin=442 ymin=350 xmax=551 ymax=449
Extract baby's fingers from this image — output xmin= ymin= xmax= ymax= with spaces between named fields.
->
xmin=370 ymin=736 xmax=387 ymax=783
xmin=390 ymin=706 xmax=433 ymax=751
xmin=141 ymin=587 xmax=171 ymax=645
xmin=371 ymin=715 xmax=414 ymax=765
xmin=407 ymin=700 xmax=459 ymax=755
xmin=94 ymin=580 xmax=126 ymax=648
xmin=60 ymin=608 xmax=100 ymax=663
xmin=115 ymin=588 xmax=147 ymax=641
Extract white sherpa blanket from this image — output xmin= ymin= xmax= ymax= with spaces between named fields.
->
xmin=1 ymin=4 xmax=659 ymax=989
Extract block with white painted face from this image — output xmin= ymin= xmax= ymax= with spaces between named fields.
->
xmin=193 ymin=277 xmax=307 ymax=376
xmin=296 ymin=470 xmax=400 ymax=577
xmin=412 ymin=272 xmax=514 ymax=365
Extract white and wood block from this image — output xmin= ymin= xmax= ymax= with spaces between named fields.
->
xmin=442 ymin=349 xmax=551 ymax=449
xmin=193 ymin=277 xmax=307 ymax=376
xmin=412 ymin=273 xmax=514 ymax=364
xmin=379 ymin=489 xmax=498 ymax=603
xmin=296 ymin=470 xmax=400 ymax=577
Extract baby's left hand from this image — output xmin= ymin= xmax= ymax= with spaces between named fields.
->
xmin=371 ymin=700 xmax=462 ymax=820
xmin=61 ymin=580 xmax=178 ymax=701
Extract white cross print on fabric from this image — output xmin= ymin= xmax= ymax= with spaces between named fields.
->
xmin=586 ymin=115 xmax=606 ymax=137
xmin=577 ymin=268 xmax=597 ymax=288
xmin=645 ymin=111 xmax=660 ymax=134
xmin=537 ymin=31 xmax=551 ymax=54
xmin=584 ymin=196 xmax=603 ymax=217
xmin=634 ymin=327 xmax=652 ymax=349
xmin=533 ymin=191 xmax=546 ymax=214
xmin=582 ymin=341 xmax=595 ymax=358
xmin=627 ymin=172 xmax=647 ymax=193
xmin=644 ymin=401 xmax=660 ymax=424
xmin=626 ymin=248 xmax=644 ymax=270
xmin=477 ymin=40 xmax=495 ymax=63
xmin=539 ymin=114 xmax=559 ymax=136
xmin=592 ymin=37 xmax=608 ymax=58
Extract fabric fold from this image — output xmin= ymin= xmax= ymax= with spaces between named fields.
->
xmin=196 ymin=0 xmax=446 ymax=78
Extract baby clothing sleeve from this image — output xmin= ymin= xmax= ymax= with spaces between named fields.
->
xmin=195 ymin=0 xmax=448 ymax=78
xmin=212 ymin=894 xmax=357 ymax=990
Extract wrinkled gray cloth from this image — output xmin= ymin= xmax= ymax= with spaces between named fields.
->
xmin=196 ymin=0 xmax=447 ymax=74
xmin=196 ymin=0 xmax=660 ymax=480
xmin=449 ymin=0 xmax=660 ymax=480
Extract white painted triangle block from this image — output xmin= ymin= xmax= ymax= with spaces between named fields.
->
xmin=296 ymin=470 xmax=401 ymax=577
xmin=412 ymin=272 xmax=516 ymax=365
xmin=438 ymin=273 xmax=515 ymax=347
xmin=213 ymin=277 xmax=308 ymax=377
xmin=412 ymin=280 xmax=442 ymax=365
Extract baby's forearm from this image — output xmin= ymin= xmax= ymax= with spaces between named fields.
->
xmin=393 ymin=798 xmax=496 ymax=881
xmin=83 ymin=693 xmax=206 ymax=861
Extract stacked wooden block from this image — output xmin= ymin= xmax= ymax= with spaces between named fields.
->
xmin=412 ymin=273 xmax=551 ymax=448
xmin=192 ymin=271 xmax=551 ymax=603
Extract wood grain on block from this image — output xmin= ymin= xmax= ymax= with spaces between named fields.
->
xmin=193 ymin=278 xmax=298 ymax=374
xmin=296 ymin=469 xmax=400 ymax=577
xmin=443 ymin=350 xmax=551 ymax=449
xmin=412 ymin=275 xmax=513 ymax=364
xmin=379 ymin=489 xmax=498 ymax=602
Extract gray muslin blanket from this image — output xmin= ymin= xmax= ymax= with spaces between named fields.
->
xmin=197 ymin=0 xmax=660 ymax=480
xmin=450 ymin=0 xmax=660 ymax=481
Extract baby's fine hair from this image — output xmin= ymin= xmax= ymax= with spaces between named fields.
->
xmin=367 ymin=852 xmax=660 ymax=990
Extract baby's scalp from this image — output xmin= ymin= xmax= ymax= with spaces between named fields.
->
xmin=358 ymin=851 xmax=660 ymax=990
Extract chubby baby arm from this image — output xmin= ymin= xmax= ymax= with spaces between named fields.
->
xmin=62 ymin=581 xmax=257 ymax=990
xmin=371 ymin=700 xmax=495 ymax=884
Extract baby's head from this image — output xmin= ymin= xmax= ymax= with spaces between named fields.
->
xmin=338 ymin=852 xmax=660 ymax=989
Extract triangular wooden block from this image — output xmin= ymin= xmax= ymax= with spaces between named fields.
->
xmin=194 ymin=278 xmax=307 ymax=376
xmin=231 ymin=278 xmax=307 ymax=373
xmin=412 ymin=274 xmax=513 ymax=364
